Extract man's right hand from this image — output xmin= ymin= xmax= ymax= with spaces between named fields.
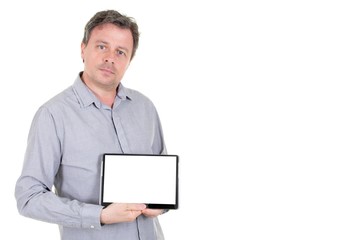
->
xmin=100 ymin=203 xmax=146 ymax=225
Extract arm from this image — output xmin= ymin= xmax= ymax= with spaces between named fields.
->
xmin=15 ymin=107 xmax=103 ymax=229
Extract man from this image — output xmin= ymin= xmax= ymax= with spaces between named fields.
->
xmin=15 ymin=10 xmax=167 ymax=240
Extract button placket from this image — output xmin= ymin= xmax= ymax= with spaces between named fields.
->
xmin=111 ymin=109 xmax=131 ymax=153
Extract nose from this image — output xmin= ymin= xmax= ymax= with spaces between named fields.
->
xmin=104 ymin=52 xmax=115 ymax=64
xmin=104 ymin=59 xmax=114 ymax=64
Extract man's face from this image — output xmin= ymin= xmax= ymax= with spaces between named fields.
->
xmin=81 ymin=23 xmax=133 ymax=90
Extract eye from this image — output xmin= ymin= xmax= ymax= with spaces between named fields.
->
xmin=97 ymin=45 xmax=106 ymax=50
xmin=117 ymin=50 xmax=126 ymax=56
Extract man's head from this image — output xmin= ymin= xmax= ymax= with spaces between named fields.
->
xmin=81 ymin=10 xmax=139 ymax=92
xmin=82 ymin=10 xmax=139 ymax=60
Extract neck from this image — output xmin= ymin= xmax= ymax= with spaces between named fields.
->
xmin=81 ymin=73 xmax=118 ymax=108
xmin=92 ymin=89 xmax=116 ymax=108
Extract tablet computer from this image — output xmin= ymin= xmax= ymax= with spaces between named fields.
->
xmin=100 ymin=154 xmax=179 ymax=209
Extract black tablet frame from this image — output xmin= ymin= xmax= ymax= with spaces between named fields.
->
xmin=100 ymin=153 xmax=179 ymax=209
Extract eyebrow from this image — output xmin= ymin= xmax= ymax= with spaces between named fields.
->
xmin=95 ymin=40 xmax=130 ymax=53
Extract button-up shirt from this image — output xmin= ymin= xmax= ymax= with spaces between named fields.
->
xmin=15 ymin=73 xmax=167 ymax=240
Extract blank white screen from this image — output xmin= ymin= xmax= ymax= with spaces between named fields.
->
xmin=102 ymin=155 xmax=177 ymax=204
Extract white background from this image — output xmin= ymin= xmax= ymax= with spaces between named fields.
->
xmin=1 ymin=0 xmax=360 ymax=239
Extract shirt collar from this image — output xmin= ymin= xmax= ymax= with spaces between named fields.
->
xmin=117 ymin=83 xmax=133 ymax=101
xmin=72 ymin=72 xmax=132 ymax=109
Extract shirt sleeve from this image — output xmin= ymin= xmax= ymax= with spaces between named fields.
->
xmin=15 ymin=107 xmax=103 ymax=229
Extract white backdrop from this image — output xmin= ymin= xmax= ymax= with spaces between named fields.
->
xmin=1 ymin=0 xmax=360 ymax=239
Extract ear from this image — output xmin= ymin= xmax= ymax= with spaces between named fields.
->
xmin=81 ymin=42 xmax=86 ymax=62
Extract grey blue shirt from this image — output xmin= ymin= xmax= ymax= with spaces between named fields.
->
xmin=15 ymin=73 xmax=167 ymax=240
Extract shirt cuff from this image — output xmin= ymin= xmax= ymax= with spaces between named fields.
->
xmin=81 ymin=204 xmax=103 ymax=229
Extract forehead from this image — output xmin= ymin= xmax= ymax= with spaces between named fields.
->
xmin=89 ymin=23 xmax=133 ymax=47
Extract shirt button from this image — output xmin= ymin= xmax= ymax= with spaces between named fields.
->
xmin=90 ymin=225 xmax=95 ymax=229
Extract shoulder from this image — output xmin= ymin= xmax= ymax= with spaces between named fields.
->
xmin=37 ymin=86 xmax=75 ymax=116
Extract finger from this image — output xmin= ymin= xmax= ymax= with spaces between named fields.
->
xmin=126 ymin=203 xmax=146 ymax=211
xmin=141 ymin=208 xmax=163 ymax=218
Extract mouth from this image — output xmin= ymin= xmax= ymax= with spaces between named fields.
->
xmin=99 ymin=67 xmax=115 ymax=75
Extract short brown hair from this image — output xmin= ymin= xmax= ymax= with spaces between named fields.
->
xmin=82 ymin=10 xmax=140 ymax=60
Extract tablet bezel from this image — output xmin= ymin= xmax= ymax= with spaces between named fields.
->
xmin=100 ymin=153 xmax=179 ymax=209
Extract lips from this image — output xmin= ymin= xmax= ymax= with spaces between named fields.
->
xmin=99 ymin=67 xmax=115 ymax=74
